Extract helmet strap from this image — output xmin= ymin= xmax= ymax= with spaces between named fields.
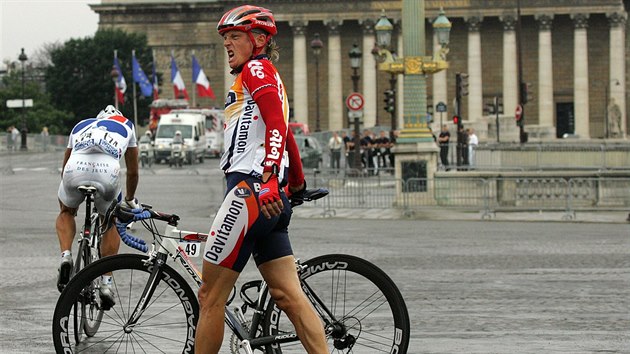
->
xmin=248 ymin=31 xmax=270 ymax=59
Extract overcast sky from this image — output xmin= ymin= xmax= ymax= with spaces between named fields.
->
xmin=1 ymin=0 xmax=99 ymax=64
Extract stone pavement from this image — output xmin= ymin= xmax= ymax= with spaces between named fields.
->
xmin=1 ymin=149 xmax=629 ymax=353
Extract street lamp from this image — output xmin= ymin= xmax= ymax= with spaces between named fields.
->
xmin=110 ymin=65 xmax=119 ymax=109
xmin=433 ymin=8 xmax=452 ymax=60
xmin=348 ymin=43 xmax=362 ymax=170
xmin=373 ymin=13 xmax=399 ymax=136
xmin=18 ymin=48 xmax=28 ymax=151
xmin=310 ymin=33 xmax=324 ymax=132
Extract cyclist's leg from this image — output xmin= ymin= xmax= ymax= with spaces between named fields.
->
xmin=94 ymin=167 xmax=123 ymax=258
xmin=100 ymin=223 xmax=120 ymax=257
xmin=258 ymin=256 xmax=328 ymax=354
xmin=55 ymin=200 xmax=78 ymax=252
xmin=196 ymin=261 xmax=239 ymax=354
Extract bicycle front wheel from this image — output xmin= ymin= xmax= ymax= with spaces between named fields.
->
xmin=263 ymin=254 xmax=410 ymax=354
xmin=52 ymin=254 xmax=199 ymax=353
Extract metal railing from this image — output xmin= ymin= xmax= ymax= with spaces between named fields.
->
xmin=303 ymin=168 xmax=630 ymax=220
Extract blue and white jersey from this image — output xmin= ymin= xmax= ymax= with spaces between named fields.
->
xmin=67 ymin=115 xmax=137 ymax=160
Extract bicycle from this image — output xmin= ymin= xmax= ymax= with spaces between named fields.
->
xmin=58 ymin=185 xmax=110 ymax=345
xmin=52 ymin=189 xmax=410 ymax=353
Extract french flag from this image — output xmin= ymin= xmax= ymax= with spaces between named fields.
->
xmin=171 ymin=54 xmax=188 ymax=100
xmin=152 ymin=54 xmax=159 ymax=100
xmin=192 ymin=54 xmax=215 ymax=99
xmin=113 ymin=55 xmax=127 ymax=105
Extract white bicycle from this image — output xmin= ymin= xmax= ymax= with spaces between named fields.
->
xmin=52 ymin=189 xmax=410 ymax=353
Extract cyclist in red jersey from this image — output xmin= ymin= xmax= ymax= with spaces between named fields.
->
xmin=195 ymin=5 xmax=327 ymax=353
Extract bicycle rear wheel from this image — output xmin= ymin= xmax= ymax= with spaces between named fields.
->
xmin=262 ymin=254 xmax=410 ymax=354
xmin=52 ymin=254 xmax=199 ymax=353
xmin=72 ymin=239 xmax=89 ymax=345
xmin=83 ymin=214 xmax=103 ymax=337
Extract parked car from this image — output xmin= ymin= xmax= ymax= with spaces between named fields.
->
xmin=294 ymin=135 xmax=322 ymax=169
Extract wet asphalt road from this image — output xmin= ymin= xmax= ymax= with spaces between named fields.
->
xmin=0 ymin=152 xmax=628 ymax=353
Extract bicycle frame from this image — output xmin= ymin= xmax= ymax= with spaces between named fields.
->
xmin=122 ymin=223 xmax=334 ymax=351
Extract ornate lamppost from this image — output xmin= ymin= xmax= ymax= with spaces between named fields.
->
xmin=374 ymin=6 xmax=451 ymax=142
xmin=18 ymin=48 xmax=28 ymax=151
xmin=310 ymin=33 xmax=324 ymax=132
xmin=348 ymin=43 xmax=362 ymax=170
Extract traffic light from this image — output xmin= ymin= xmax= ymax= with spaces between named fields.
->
xmin=452 ymin=115 xmax=460 ymax=125
xmin=456 ymin=72 xmax=469 ymax=99
xmin=383 ymin=89 xmax=395 ymax=113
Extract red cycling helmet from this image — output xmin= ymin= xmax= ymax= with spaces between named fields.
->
xmin=217 ymin=5 xmax=277 ymax=37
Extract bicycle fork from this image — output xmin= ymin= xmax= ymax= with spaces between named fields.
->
xmin=122 ymin=252 xmax=169 ymax=332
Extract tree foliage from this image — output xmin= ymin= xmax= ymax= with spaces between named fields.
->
xmin=0 ymin=70 xmax=73 ymax=135
xmin=45 ymin=29 xmax=154 ymax=134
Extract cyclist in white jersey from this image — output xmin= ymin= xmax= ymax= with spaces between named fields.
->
xmin=55 ymin=105 xmax=140 ymax=293
xmin=195 ymin=5 xmax=327 ymax=353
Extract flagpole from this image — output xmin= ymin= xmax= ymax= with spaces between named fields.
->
xmin=114 ymin=50 xmax=119 ymax=110
xmin=191 ymin=50 xmax=197 ymax=108
xmin=152 ymin=49 xmax=158 ymax=101
xmin=132 ymin=50 xmax=139 ymax=136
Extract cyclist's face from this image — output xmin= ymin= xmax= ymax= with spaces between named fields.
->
xmin=223 ymin=30 xmax=266 ymax=69
xmin=223 ymin=30 xmax=254 ymax=69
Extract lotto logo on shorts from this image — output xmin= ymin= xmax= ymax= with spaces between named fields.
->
xmin=234 ymin=187 xmax=251 ymax=198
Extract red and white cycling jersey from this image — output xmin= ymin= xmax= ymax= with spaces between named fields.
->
xmin=220 ymin=57 xmax=289 ymax=182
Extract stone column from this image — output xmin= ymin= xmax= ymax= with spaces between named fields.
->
xmin=326 ymin=20 xmax=343 ymax=131
xmin=500 ymin=15 xmax=518 ymax=120
xmin=572 ymin=13 xmax=590 ymax=139
xmin=608 ymin=12 xmax=627 ymax=138
xmin=360 ymin=19 xmax=377 ymax=128
xmin=535 ymin=14 xmax=555 ymax=133
xmin=290 ymin=21 xmax=308 ymax=125
xmin=466 ymin=16 xmax=483 ymax=126
xmin=224 ymin=48 xmax=233 ymax=98
xmin=397 ymin=27 xmax=404 ymax=131
xmin=431 ymin=26 xmax=446 ymax=131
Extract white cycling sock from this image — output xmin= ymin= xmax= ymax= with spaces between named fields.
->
xmin=101 ymin=275 xmax=113 ymax=285
xmin=61 ymin=250 xmax=72 ymax=258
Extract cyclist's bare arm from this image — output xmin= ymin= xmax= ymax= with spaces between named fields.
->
xmin=123 ymin=147 xmax=139 ymax=201
xmin=60 ymin=148 xmax=72 ymax=178
xmin=285 ymin=129 xmax=305 ymax=194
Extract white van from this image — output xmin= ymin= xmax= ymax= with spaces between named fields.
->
xmin=203 ymin=109 xmax=225 ymax=158
xmin=154 ymin=110 xmax=208 ymax=164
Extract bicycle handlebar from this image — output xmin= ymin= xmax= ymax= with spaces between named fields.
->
xmin=114 ymin=205 xmax=180 ymax=252
xmin=112 ymin=188 xmax=328 ymax=252
xmin=289 ymin=188 xmax=329 ymax=207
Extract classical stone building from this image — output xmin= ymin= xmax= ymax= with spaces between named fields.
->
xmin=92 ymin=0 xmax=628 ymax=141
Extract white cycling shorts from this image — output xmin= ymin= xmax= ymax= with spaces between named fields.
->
xmin=57 ymin=153 xmax=121 ymax=214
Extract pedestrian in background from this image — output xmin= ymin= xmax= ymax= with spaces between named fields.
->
xmin=11 ymin=126 xmax=20 ymax=151
xmin=438 ymin=124 xmax=450 ymax=170
xmin=457 ymin=125 xmax=468 ymax=169
xmin=41 ymin=126 xmax=50 ymax=152
xmin=328 ymin=131 xmax=343 ymax=171
xmin=467 ymin=128 xmax=478 ymax=168
xmin=374 ymin=130 xmax=390 ymax=169
xmin=6 ymin=126 xmax=14 ymax=151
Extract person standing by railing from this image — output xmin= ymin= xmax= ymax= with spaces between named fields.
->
xmin=467 ymin=128 xmax=478 ymax=168
xmin=328 ymin=131 xmax=343 ymax=171
xmin=438 ymin=124 xmax=450 ymax=170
